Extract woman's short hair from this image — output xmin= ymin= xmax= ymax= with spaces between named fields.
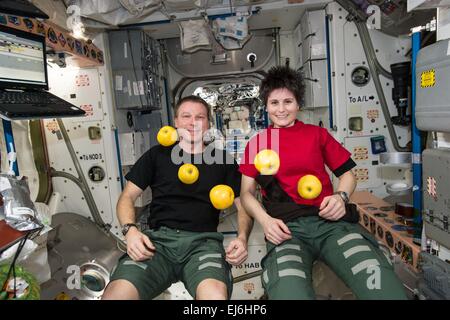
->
xmin=259 ymin=66 xmax=305 ymax=107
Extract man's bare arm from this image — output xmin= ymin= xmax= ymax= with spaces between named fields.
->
xmin=117 ymin=181 xmax=144 ymax=226
xmin=234 ymin=197 xmax=254 ymax=243
xmin=117 ymin=181 xmax=155 ymax=261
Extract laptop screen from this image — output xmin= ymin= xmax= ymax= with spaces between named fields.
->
xmin=0 ymin=26 xmax=47 ymax=89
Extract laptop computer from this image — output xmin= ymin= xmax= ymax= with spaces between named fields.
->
xmin=0 ymin=25 xmax=85 ymax=120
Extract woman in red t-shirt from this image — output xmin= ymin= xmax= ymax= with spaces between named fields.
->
xmin=239 ymin=66 xmax=406 ymax=300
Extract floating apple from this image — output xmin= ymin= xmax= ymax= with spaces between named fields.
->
xmin=209 ymin=185 xmax=234 ymax=210
xmin=254 ymin=149 xmax=280 ymax=175
xmin=297 ymin=174 xmax=322 ymax=200
xmin=178 ymin=163 xmax=199 ymax=184
xmin=157 ymin=126 xmax=178 ymax=146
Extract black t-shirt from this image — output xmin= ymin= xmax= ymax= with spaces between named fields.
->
xmin=125 ymin=143 xmax=241 ymax=232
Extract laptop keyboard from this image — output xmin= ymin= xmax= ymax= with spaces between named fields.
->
xmin=0 ymin=89 xmax=85 ymax=119
xmin=0 ymin=90 xmax=62 ymax=104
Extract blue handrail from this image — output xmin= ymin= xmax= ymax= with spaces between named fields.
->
xmin=113 ymin=128 xmax=124 ymax=190
xmin=411 ymin=31 xmax=422 ymax=242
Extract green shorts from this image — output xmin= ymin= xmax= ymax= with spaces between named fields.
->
xmin=110 ymin=226 xmax=233 ymax=300
xmin=261 ymin=216 xmax=407 ymax=300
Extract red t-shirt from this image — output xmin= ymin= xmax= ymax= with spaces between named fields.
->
xmin=239 ymin=120 xmax=352 ymax=208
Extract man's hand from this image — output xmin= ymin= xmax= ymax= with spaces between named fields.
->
xmin=262 ymin=217 xmax=292 ymax=245
xmin=319 ymin=194 xmax=346 ymax=221
xmin=225 ymin=237 xmax=248 ymax=266
xmin=125 ymin=228 xmax=156 ymax=261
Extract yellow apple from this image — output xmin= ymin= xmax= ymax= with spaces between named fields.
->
xmin=157 ymin=126 xmax=178 ymax=146
xmin=297 ymin=174 xmax=322 ymax=199
xmin=178 ymin=163 xmax=199 ymax=184
xmin=254 ymin=149 xmax=280 ymax=175
xmin=209 ymin=184 xmax=235 ymax=210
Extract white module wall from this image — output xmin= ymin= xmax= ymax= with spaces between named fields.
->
xmin=293 ymin=21 xmax=303 ymax=69
xmin=303 ymin=59 xmax=329 ymax=109
xmin=325 ymin=1 xmax=412 ymax=198
xmin=280 ymin=30 xmax=297 ymax=69
xmin=119 ymin=131 xmax=152 ymax=208
xmin=297 ymin=107 xmax=330 ymax=128
xmin=300 ymin=9 xmax=327 ymax=61
xmin=298 ymin=9 xmax=329 ymax=109
xmin=44 ymin=35 xmax=124 ymax=239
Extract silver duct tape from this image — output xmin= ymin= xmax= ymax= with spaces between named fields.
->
xmin=0 ymin=174 xmax=41 ymax=231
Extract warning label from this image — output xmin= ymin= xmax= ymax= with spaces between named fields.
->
xmin=353 ymin=147 xmax=369 ymax=161
xmin=354 ymin=168 xmax=369 ymax=182
xmin=45 ymin=120 xmax=59 ymax=132
xmin=80 ymin=104 xmax=94 ymax=117
xmin=367 ymin=109 xmax=379 ymax=122
xmin=76 ymin=74 xmax=90 ymax=87
xmin=421 ymin=69 xmax=435 ymax=88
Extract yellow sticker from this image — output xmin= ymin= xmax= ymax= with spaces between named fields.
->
xmin=421 ymin=69 xmax=435 ymax=88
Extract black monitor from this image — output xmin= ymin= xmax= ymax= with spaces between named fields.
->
xmin=0 ymin=0 xmax=49 ymax=19
xmin=0 ymin=25 xmax=48 ymax=90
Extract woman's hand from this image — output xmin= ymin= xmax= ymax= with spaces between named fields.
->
xmin=319 ymin=194 xmax=346 ymax=221
xmin=261 ymin=216 xmax=292 ymax=245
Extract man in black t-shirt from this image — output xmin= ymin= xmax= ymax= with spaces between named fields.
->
xmin=102 ymin=96 xmax=253 ymax=300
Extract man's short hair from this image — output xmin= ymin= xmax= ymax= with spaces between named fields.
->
xmin=174 ymin=95 xmax=212 ymax=123
xmin=259 ymin=66 xmax=305 ymax=107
